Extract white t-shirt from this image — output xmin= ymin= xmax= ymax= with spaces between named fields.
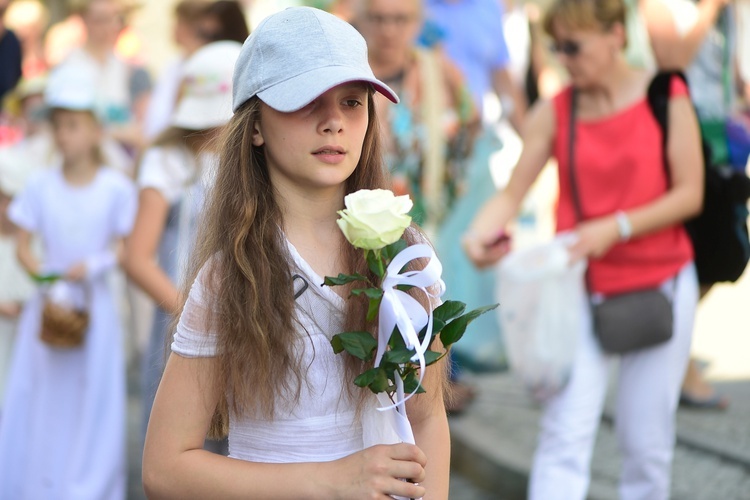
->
xmin=171 ymin=240 xmax=365 ymax=463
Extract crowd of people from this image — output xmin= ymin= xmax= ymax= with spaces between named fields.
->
xmin=0 ymin=0 xmax=747 ymax=498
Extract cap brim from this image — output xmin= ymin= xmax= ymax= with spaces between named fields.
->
xmin=256 ymin=65 xmax=398 ymax=113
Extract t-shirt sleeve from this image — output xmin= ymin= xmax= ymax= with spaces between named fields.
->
xmin=669 ymin=74 xmax=689 ymax=98
xmin=137 ymin=147 xmax=185 ymax=204
xmin=7 ymin=174 xmax=41 ymax=232
xmin=171 ymin=264 xmax=220 ymax=358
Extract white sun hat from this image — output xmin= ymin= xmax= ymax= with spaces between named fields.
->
xmin=232 ymin=6 xmax=398 ymax=113
xmin=172 ymin=40 xmax=243 ymax=130
xmin=43 ymin=63 xmax=98 ymax=113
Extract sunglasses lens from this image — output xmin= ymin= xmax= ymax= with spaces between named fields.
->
xmin=552 ymin=40 xmax=580 ymax=56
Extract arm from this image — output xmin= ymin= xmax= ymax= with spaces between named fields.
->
xmin=405 ymin=354 xmax=450 ymax=499
xmin=463 ymin=99 xmax=556 ymax=268
xmin=144 ymin=353 xmax=429 ymax=500
xmin=123 ymin=188 xmax=182 ymax=314
xmin=644 ymin=0 xmax=729 ymax=70
xmin=568 ymin=95 xmax=704 ymax=260
xmin=492 ymin=67 xmax=528 ymax=133
xmin=16 ymin=228 xmax=41 ymax=277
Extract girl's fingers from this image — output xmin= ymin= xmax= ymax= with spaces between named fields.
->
xmin=386 ymin=478 xmax=426 ymax=499
xmin=386 ymin=443 xmax=427 ymax=467
xmin=388 ymin=458 xmax=426 ymax=484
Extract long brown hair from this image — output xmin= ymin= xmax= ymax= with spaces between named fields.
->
xmin=181 ymin=90 xmax=441 ymax=436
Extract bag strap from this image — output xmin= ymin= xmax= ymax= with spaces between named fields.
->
xmin=646 ymin=71 xmax=689 ymax=183
xmin=567 ymin=88 xmax=584 ymax=223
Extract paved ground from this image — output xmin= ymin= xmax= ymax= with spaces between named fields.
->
xmin=450 ymin=372 xmax=750 ymax=500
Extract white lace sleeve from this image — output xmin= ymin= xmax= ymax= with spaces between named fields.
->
xmin=171 ymin=265 xmax=220 ymax=357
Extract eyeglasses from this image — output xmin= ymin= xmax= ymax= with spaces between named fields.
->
xmin=365 ymin=13 xmax=417 ymax=27
xmin=550 ymin=40 xmax=582 ymax=57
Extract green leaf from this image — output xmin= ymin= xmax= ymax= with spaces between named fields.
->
xmin=433 ymin=300 xmax=467 ymax=323
xmin=331 ymin=335 xmax=344 ymax=354
xmin=402 ymin=370 xmax=426 ymax=394
xmin=382 ymin=238 xmax=408 ymax=262
xmin=440 ymin=304 xmax=499 ymax=348
xmin=395 ymin=284 xmax=415 ymax=293
xmin=388 ymin=327 xmax=407 ymax=349
xmin=330 ymin=331 xmax=377 ymax=360
xmin=365 ymin=296 xmax=382 ymax=322
xmin=354 ymin=367 xmax=390 ymax=393
xmin=323 ymin=273 xmax=369 ymax=286
xmin=351 ymin=287 xmax=384 ymax=300
xmin=430 ymin=318 xmax=446 ymax=338
xmin=383 ymin=347 xmax=415 ymax=364
xmin=423 ymin=349 xmax=444 ymax=366
xmin=366 ymin=250 xmax=385 ymax=279
xmin=354 ymin=367 xmax=378 ymax=387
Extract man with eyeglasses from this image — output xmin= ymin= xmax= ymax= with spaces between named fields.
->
xmin=0 ymin=0 xmax=22 ymax=101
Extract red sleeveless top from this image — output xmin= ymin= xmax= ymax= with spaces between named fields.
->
xmin=552 ymin=77 xmax=694 ymax=295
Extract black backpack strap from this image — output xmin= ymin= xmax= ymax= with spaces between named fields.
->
xmin=646 ymin=70 xmax=689 ymax=183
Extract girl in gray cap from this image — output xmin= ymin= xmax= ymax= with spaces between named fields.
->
xmin=142 ymin=7 xmax=450 ymax=499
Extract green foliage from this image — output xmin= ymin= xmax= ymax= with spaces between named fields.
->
xmin=323 ymin=273 xmax=369 ymax=286
xmin=382 ymin=239 xmax=408 ymax=261
xmin=325 ymin=237 xmax=499 ymax=398
xmin=383 ymin=347 xmax=415 ymax=365
xmin=351 ymin=288 xmax=384 ymax=300
xmin=440 ymin=304 xmax=499 ymax=348
xmin=355 ymin=367 xmax=390 ymax=393
xmin=366 ymin=249 xmax=385 ymax=278
xmin=330 ymin=331 xmax=377 ymax=361
xmin=402 ymin=370 xmax=426 ymax=394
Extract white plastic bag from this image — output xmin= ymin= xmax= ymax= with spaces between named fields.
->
xmin=497 ymin=233 xmax=587 ymax=401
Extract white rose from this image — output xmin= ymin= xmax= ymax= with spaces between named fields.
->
xmin=337 ymin=189 xmax=413 ymax=250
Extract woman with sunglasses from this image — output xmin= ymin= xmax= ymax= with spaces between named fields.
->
xmin=463 ymin=1 xmax=703 ymax=499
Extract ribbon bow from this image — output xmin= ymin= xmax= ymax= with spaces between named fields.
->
xmin=376 ymin=243 xmax=444 ymax=411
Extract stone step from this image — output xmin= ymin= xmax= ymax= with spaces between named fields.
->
xmin=449 ymin=373 xmax=750 ymax=500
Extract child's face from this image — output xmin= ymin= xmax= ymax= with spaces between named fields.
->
xmin=50 ymin=109 xmax=102 ymax=163
xmin=252 ymin=82 xmax=370 ymax=194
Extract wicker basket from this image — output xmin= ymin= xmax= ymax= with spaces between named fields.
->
xmin=39 ymin=299 xmax=89 ymax=348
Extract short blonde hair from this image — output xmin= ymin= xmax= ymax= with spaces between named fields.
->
xmin=543 ymin=0 xmax=626 ymax=38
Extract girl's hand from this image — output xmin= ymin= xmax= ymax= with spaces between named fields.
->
xmin=65 ymin=263 xmax=87 ymax=282
xmin=462 ymin=229 xmax=512 ymax=269
xmin=324 ymin=443 xmax=427 ymax=499
xmin=568 ymin=216 xmax=620 ymax=263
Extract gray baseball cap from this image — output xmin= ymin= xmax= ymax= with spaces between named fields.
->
xmin=232 ymin=6 xmax=398 ymax=113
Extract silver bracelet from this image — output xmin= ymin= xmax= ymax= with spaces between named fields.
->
xmin=615 ymin=211 xmax=632 ymax=241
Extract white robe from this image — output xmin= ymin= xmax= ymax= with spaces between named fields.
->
xmin=0 ymin=167 xmax=136 ymax=500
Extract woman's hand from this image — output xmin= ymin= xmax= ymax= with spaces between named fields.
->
xmin=322 ymin=443 xmax=427 ymax=499
xmin=568 ymin=216 xmax=620 ymax=263
xmin=462 ymin=229 xmax=512 ymax=269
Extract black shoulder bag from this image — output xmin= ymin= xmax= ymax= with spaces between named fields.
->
xmin=647 ymin=71 xmax=750 ymax=285
xmin=568 ymin=90 xmax=674 ymax=354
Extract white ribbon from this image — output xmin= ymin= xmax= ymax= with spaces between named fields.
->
xmin=375 ymin=243 xmax=444 ymax=412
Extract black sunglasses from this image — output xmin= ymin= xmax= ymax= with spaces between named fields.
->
xmin=550 ymin=40 xmax=582 ymax=57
